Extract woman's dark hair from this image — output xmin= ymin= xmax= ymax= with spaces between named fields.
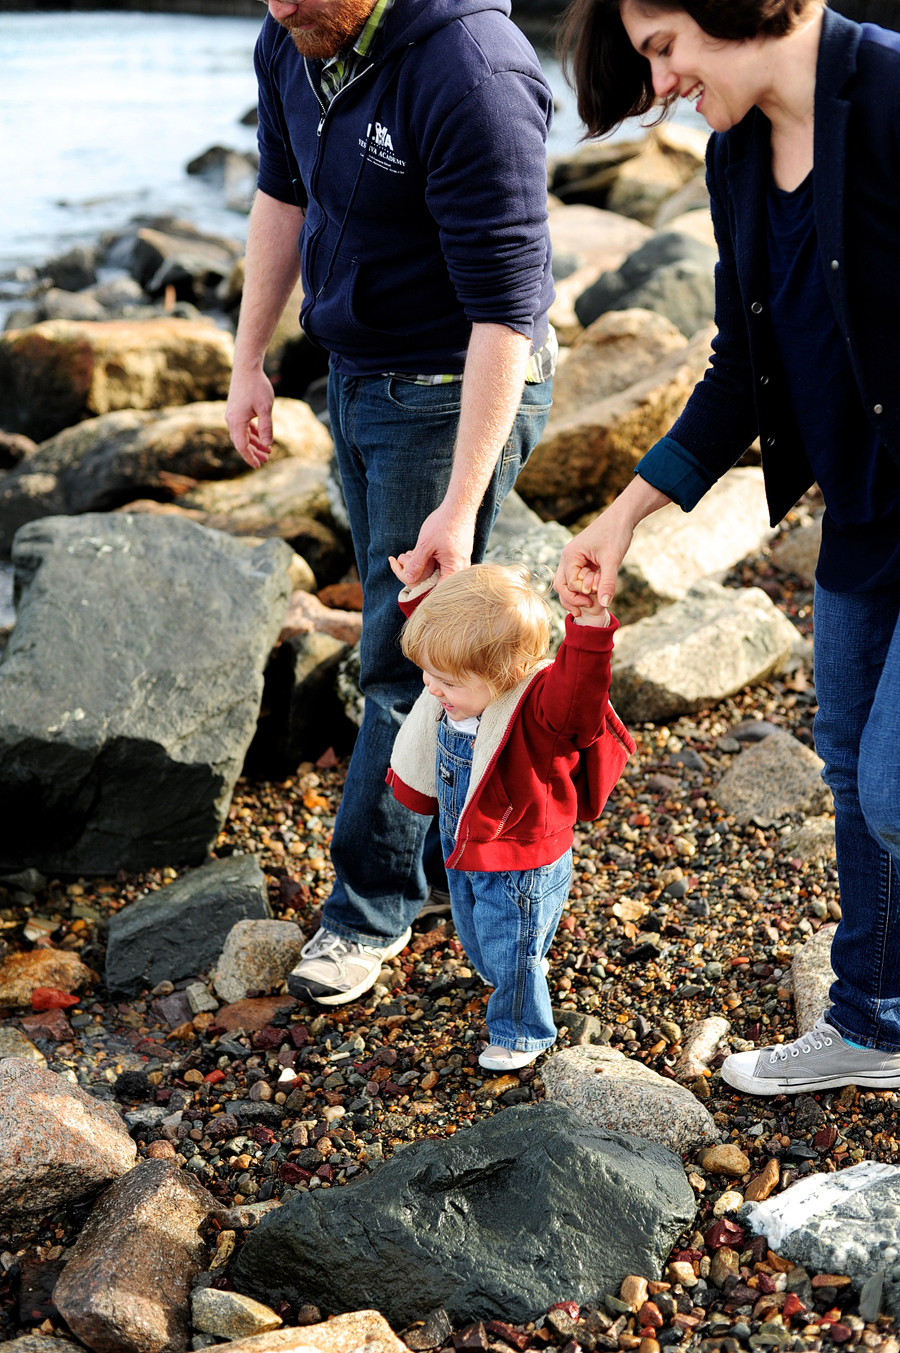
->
xmin=557 ymin=0 xmax=814 ymax=137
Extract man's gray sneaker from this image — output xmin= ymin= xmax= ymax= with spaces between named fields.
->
xmin=287 ymin=926 xmax=411 ymax=1006
xmin=721 ymin=1015 xmax=900 ymax=1095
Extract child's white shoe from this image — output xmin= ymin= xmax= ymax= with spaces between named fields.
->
xmin=478 ymin=1044 xmax=541 ymax=1071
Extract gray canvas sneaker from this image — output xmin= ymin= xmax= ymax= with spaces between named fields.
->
xmin=721 ymin=1015 xmax=900 ymax=1095
xmin=287 ymin=925 xmax=412 ymax=1006
xmin=416 ymin=886 xmax=452 ymax=920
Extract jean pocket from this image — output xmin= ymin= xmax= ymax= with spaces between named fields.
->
xmin=386 ymin=376 xmax=463 ymax=414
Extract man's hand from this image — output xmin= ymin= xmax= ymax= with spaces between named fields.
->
xmin=226 ymin=366 xmax=276 ymax=469
xmin=225 ymin=190 xmax=304 ymax=470
xmin=393 ymin=503 xmax=476 ymax=585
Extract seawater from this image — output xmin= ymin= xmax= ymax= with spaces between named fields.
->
xmin=0 ymin=10 xmax=704 ymax=282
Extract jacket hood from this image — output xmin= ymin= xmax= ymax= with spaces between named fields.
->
xmin=379 ymin=0 xmax=513 ymax=56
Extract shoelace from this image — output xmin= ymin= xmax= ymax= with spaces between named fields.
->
xmin=769 ymin=1024 xmax=834 ymax=1064
xmin=301 ymin=930 xmax=349 ymax=961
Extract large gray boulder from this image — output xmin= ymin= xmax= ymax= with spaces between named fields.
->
xmin=0 ymin=514 xmax=291 ymax=874
xmin=610 ymin=579 xmax=798 ymax=722
xmin=0 ymin=398 xmax=332 ymax=557
xmin=105 ymin=854 xmax=272 ymax=995
xmin=232 ymin=1102 xmax=696 ymax=1327
xmin=615 ymin=467 xmax=776 ymax=622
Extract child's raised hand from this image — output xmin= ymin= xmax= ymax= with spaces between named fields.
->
xmin=571 ymin=572 xmax=610 ymax=628
xmin=389 ymin=553 xmax=414 ymax=584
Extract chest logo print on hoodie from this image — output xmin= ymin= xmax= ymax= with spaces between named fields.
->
xmin=361 ymin=120 xmax=407 ymax=174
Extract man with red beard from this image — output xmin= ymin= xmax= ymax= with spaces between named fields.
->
xmin=227 ymin=0 xmax=554 ymax=1007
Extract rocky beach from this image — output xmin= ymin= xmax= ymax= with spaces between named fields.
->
xmin=1 ymin=33 xmax=900 ymax=1353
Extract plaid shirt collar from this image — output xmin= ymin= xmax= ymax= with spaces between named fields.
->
xmin=319 ymin=0 xmax=394 ymax=106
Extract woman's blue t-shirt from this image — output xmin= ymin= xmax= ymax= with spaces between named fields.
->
xmin=767 ymin=170 xmax=900 ymax=591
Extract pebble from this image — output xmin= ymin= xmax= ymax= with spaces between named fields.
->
xmin=713 ymin=1190 xmax=744 ymax=1216
xmin=699 ymin=1145 xmax=751 ymax=1178
xmin=621 ymin=1276 xmax=649 ymax=1310
xmin=0 ymin=950 xmax=92 ymax=1008
xmin=745 ymin=1158 xmax=781 ymax=1203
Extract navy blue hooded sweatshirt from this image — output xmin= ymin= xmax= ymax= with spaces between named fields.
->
xmin=254 ymin=0 xmax=554 ymax=376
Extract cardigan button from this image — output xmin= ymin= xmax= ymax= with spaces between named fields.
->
xmin=751 ymin=301 xmax=763 ymax=314
xmin=874 ymin=404 xmax=884 ymax=415
xmin=759 ymin=375 xmax=769 ymax=385
xmin=766 ymin=436 xmax=776 ymax=446
xmin=831 ymin=259 xmax=840 ymax=271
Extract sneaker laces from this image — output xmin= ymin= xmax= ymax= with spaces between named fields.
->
xmin=768 ymin=1018 xmax=835 ymax=1064
xmin=300 ymin=929 xmax=350 ymax=961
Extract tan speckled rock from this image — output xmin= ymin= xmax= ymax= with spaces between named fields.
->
xmin=792 ymin=924 xmax=837 ymax=1034
xmin=213 ymin=919 xmax=306 ymax=1005
xmin=191 ymin=1289 xmax=283 ymax=1340
xmin=540 ymin=1045 xmax=718 ymax=1153
xmin=204 ymin=1311 xmax=411 ymax=1353
xmin=0 ymin=1058 xmax=136 ymax=1223
xmin=770 ymin=519 xmax=821 ymax=586
xmin=0 ymin=948 xmax=92 ymax=1008
xmin=53 ymin=1159 xmax=217 ymax=1353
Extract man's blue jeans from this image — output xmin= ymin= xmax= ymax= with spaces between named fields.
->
xmin=322 ymin=370 xmax=552 ymax=946
xmin=814 ymin=580 xmax=900 ymax=1051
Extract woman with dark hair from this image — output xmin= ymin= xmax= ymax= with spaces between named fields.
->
xmin=554 ymin=0 xmax=900 ymax=1094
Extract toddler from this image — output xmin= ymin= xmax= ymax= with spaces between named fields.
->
xmin=386 ymin=560 xmax=634 ymax=1070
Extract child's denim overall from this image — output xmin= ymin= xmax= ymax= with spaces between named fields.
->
xmin=436 ymin=716 xmax=571 ymax=1051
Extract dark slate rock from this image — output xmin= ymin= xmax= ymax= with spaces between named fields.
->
xmin=245 ymin=629 xmax=355 ymax=777
xmin=225 ymin=1100 xmax=286 ymax=1128
xmin=575 ymin=232 xmax=717 ymax=332
xmin=0 ymin=514 xmax=291 ymax=875
xmin=105 ymin=855 xmax=270 ymax=995
xmin=43 ymin=245 xmax=97 ymax=293
xmin=231 ymin=1102 xmax=696 ymax=1327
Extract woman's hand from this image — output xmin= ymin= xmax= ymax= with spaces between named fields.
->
xmin=554 ymin=476 xmax=674 ymax=612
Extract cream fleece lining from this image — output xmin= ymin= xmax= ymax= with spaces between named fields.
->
xmin=390 ymin=659 xmax=554 ymax=833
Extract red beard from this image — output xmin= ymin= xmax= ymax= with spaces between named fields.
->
xmin=279 ymin=0 xmax=377 ymax=59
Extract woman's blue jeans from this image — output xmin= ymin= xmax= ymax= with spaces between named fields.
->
xmin=321 ymin=369 xmax=552 ymax=947
xmin=437 ymin=717 xmax=570 ymax=1051
xmin=814 ymin=580 xmax=900 ymax=1051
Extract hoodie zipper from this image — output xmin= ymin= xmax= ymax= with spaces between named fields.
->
xmin=302 ymin=58 xmax=378 ymax=316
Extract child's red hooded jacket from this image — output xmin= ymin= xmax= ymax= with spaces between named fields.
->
xmin=386 ymin=573 xmax=635 ymax=871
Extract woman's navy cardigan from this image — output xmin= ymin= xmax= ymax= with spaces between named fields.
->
xmin=637 ymin=7 xmax=900 ymax=527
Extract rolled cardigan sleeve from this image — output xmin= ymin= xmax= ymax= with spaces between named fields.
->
xmin=636 ymin=436 xmax=721 ymax=511
xmin=423 ymin=71 xmax=553 ymax=339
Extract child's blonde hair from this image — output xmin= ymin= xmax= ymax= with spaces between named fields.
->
xmin=401 ymin=563 xmax=551 ymax=698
